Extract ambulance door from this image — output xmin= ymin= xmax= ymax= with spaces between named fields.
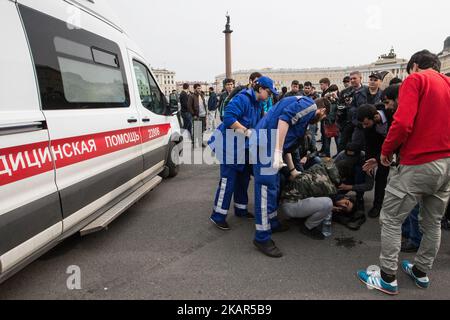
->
xmin=128 ymin=51 xmax=172 ymax=175
xmin=0 ymin=1 xmax=62 ymax=274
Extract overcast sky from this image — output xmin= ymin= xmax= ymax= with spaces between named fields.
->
xmin=107 ymin=0 xmax=449 ymax=82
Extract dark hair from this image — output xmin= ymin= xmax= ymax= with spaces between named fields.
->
xmin=389 ymin=77 xmax=403 ymax=85
xmin=333 ymin=195 xmax=357 ymax=215
xmin=315 ymin=98 xmax=331 ymax=115
xmin=292 ymin=80 xmax=300 ymax=86
xmin=407 ymin=50 xmax=441 ymax=74
xmin=282 ymin=87 xmax=288 ymax=94
xmin=357 ymin=104 xmax=377 ymax=122
xmin=183 ymin=83 xmax=189 ymax=90
xmin=319 ymin=78 xmax=331 ymax=86
xmin=249 ymin=72 xmax=262 ymax=82
xmin=328 ymin=84 xmax=339 ymax=92
xmin=304 ymin=81 xmax=312 ymax=87
xmin=343 ymin=76 xmax=351 ymax=83
xmin=209 ymin=87 xmax=214 ymax=91
xmin=224 ymin=78 xmax=235 ymax=86
xmin=194 ymin=83 xmax=201 ymax=90
xmin=299 ymin=83 xmax=304 ymax=90
xmin=383 ymin=84 xmax=401 ymax=101
xmin=253 ymin=84 xmax=264 ymax=93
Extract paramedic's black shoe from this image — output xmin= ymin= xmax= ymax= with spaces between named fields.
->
xmin=210 ymin=218 xmax=230 ymax=231
xmin=254 ymin=240 xmax=283 ymax=258
xmin=299 ymin=224 xmax=325 ymax=240
xmin=368 ymin=207 xmax=381 ymax=219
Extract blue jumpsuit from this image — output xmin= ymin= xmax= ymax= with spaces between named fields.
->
xmin=209 ymin=89 xmax=264 ymax=223
xmin=250 ymin=96 xmax=318 ymax=243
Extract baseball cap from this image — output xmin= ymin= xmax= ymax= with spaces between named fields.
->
xmin=256 ymin=76 xmax=279 ymax=96
xmin=369 ymin=72 xmax=382 ymax=80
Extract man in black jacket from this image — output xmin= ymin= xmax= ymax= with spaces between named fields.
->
xmin=357 ymin=104 xmax=390 ymax=218
xmin=179 ymin=83 xmax=192 ymax=138
xmin=284 ymin=80 xmax=304 ymax=98
xmin=334 ymin=143 xmax=375 ymax=230
xmin=350 ymin=72 xmax=384 ymax=149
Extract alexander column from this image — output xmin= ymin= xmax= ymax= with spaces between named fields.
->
xmin=223 ymin=13 xmax=233 ymax=79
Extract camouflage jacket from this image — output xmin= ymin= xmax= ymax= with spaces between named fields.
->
xmin=281 ymin=159 xmax=341 ymax=202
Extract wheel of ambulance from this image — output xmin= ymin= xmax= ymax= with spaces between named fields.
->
xmin=166 ymin=142 xmax=180 ymax=178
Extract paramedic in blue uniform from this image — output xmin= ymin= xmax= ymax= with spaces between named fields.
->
xmin=209 ymin=77 xmax=279 ymax=231
xmin=250 ymin=97 xmax=331 ymax=257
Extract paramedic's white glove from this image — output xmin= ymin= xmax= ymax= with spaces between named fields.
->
xmin=244 ymin=128 xmax=253 ymax=138
xmin=273 ymin=149 xmax=287 ymax=171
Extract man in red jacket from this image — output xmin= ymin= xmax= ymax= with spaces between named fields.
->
xmin=357 ymin=50 xmax=450 ymax=295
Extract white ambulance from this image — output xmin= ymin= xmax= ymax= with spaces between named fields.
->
xmin=0 ymin=0 xmax=183 ymax=283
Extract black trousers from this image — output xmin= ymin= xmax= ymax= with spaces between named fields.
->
xmin=373 ymin=164 xmax=390 ymax=209
xmin=446 ymin=203 xmax=450 ymax=220
xmin=338 ymin=122 xmax=354 ymax=153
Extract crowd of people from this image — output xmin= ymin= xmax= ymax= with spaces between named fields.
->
xmin=203 ymin=49 xmax=450 ymax=296
xmin=171 ymin=50 xmax=450 ymax=296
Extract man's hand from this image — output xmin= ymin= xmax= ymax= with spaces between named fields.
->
xmin=363 ymin=158 xmax=378 ymax=176
xmin=273 ymin=149 xmax=287 ymax=171
xmin=300 ymin=157 xmax=308 ymax=166
xmin=338 ymin=184 xmax=353 ymax=192
xmin=381 ymin=154 xmax=393 ymax=167
xmin=289 ymin=169 xmax=302 ymax=181
xmin=333 ymin=206 xmax=344 ymax=214
xmin=244 ymin=129 xmax=253 ymax=138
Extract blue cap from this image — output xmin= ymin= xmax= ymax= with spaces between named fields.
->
xmin=256 ymin=76 xmax=279 ymax=96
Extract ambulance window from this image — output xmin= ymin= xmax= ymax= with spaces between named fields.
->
xmin=92 ymin=48 xmax=120 ymax=68
xmin=133 ymin=60 xmax=166 ymax=115
xmin=133 ymin=61 xmax=152 ymax=108
xmin=19 ymin=4 xmax=130 ymax=110
xmin=146 ymin=70 xmax=165 ymax=115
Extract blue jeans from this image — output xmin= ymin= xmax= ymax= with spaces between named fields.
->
xmin=309 ymin=124 xmax=318 ymax=148
xmin=402 ymin=204 xmax=422 ymax=247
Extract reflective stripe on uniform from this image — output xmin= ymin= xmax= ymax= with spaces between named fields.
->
xmin=256 ymin=186 xmax=271 ymax=231
xmin=291 ymin=104 xmax=317 ymax=125
xmin=214 ymin=207 xmax=228 ymax=215
xmin=216 ymin=178 xmax=228 ymax=214
xmin=235 ymin=203 xmax=247 ymax=210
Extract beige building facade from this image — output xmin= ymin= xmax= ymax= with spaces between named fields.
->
xmin=216 ymin=49 xmax=407 ymax=92
xmin=216 ymin=37 xmax=450 ymax=91
xmin=176 ymin=81 xmax=210 ymax=94
xmin=439 ymin=37 xmax=450 ymax=75
xmin=151 ymin=68 xmax=177 ymax=96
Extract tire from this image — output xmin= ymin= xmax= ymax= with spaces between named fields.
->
xmin=166 ymin=142 xmax=180 ymax=178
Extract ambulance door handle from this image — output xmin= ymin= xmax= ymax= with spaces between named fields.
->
xmin=0 ymin=120 xmax=47 ymax=136
xmin=127 ymin=118 xmax=138 ymax=124
xmin=142 ymin=118 xmax=151 ymax=123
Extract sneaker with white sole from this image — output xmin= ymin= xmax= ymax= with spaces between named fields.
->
xmin=401 ymin=260 xmax=430 ymax=289
xmin=357 ymin=268 xmax=399 ymax=296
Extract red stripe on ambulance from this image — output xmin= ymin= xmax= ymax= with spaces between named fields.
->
xmin=0 ymin=124 xmax=171 ymax=187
